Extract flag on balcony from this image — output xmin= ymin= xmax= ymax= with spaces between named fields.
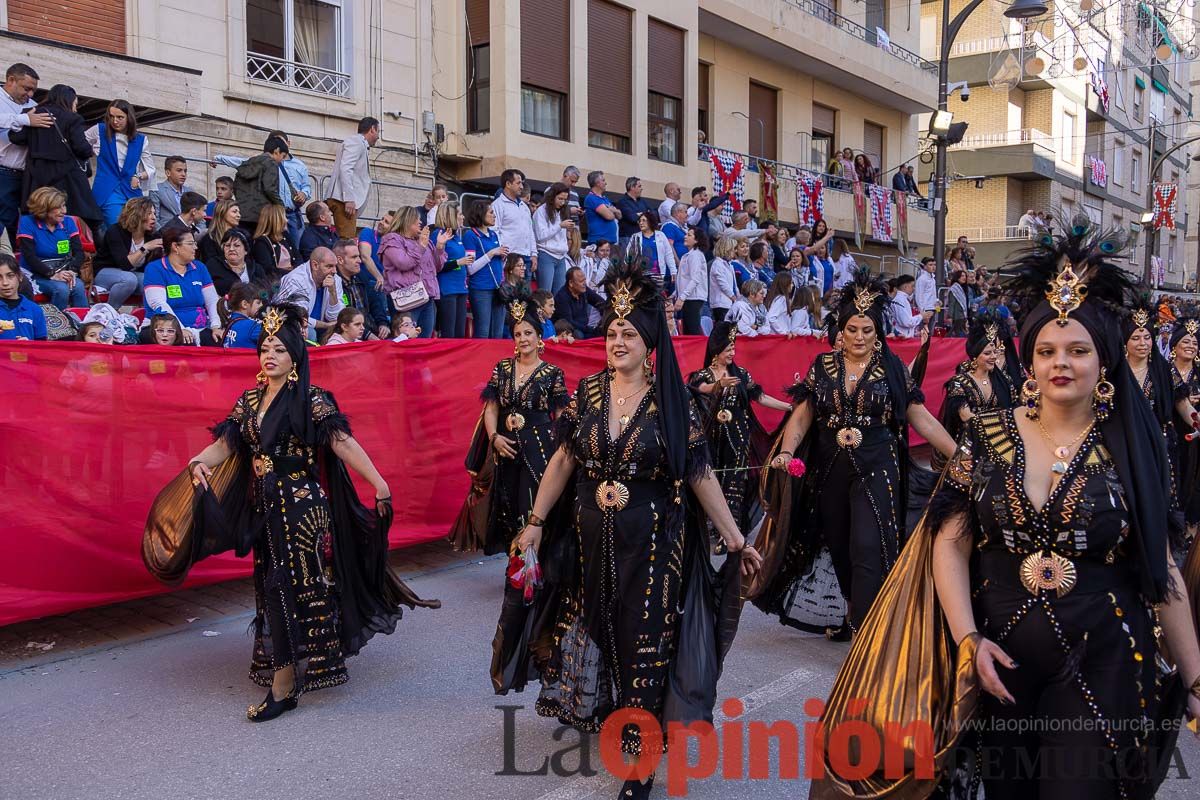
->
xmin=709 ymin=148 xmax=745 ymax=223
xmin=893 ymin=190 xmax=909 ymax=256
xmin=796 ymin=174 xmax=824 ymax=226
xmin=1090 ymin=70 xmax=1110 ymax=113
xmin=869 ymin=184 xmax=892 ymax=243
xmin=852 ymin=181 xmax=867 ymax=248
xmin=1087 ymin=155 xmax=1107 ymax=187
xmin=1153 ymin=182 xmax=1177 ymax=230
xmin=759 ymin=162 xmax=779 ymax=218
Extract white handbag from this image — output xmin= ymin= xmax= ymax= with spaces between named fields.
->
xmin=389 ymin=281 xmax=430 ymax=312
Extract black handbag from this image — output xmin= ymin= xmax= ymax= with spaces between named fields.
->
xmin=50 ymin=114 xmax=90 ymax=176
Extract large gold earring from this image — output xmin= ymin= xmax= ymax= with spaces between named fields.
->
xmin=537 ymin=340 xmax=545 ymax=354
xmin=514 ymin=341 xmax=520 ymax=356
xmin=287 ymin=366 xmax=299 ymax=384
xmin=873 ymin=339 xmax=883 ymax=352
xmin=607 ymin=358 xmax=615 ymax=375
xmin=256 ymin=370 xmax=268 ymax=385
xmin=1093 ymin=368 xmax=1115 ymax=422
xmin=643 ymin=356 xmax=654 ymax=379
xmin=1021 ymin=376 xmax=1041 ymax=420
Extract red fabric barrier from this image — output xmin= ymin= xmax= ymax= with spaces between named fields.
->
xmin=0 ymin=336 xmax=965 ymax=626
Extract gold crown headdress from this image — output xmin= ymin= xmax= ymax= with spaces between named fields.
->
xmin=1187 ymin=319 xmax=1199 ymax=336
xmin=610 ymin=281 xmax=635 ymax=320
xmin=853 ymin=285 xmax=880 ymax=316
xmin=508 ymin=299 xmax=526 ymax=325
xmin=1131 ymin=309 xmax=1150 ymax=330
xmin=1046 ymin=263 xmax=1088 ymax=326
xmin=262 ymin=306 xmax=286 ymax=338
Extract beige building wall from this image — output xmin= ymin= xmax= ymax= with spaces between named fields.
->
xmin=435 ymin=0 xmax=937 ymax=262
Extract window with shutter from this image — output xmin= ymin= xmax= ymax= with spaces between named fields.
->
xmin=698 ymin=63 xmax=711 ymax=145
xmin=812 ymin=104 xmax=837 ymax=173
xmin=588 ymin=0 xmax=632 ymax=153
xmin=466 ymin=0 xmax=490 ymax=132
xmin=648 ymin=19 xmax=684 ymax=164
xmin=748 ymin=82 xmax=778 ymax=161
xmin=521 ymin=0 xmax=570 ymax=139
xmin=863 ymin=121 xmax=885 ymax=175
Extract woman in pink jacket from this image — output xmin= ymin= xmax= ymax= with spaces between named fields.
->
xmin=379 ymin=205 xmax=448 ymax=338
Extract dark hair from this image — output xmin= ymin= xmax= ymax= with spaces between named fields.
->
xmin=532 ymin=289 xmax=553 ymax=306
xmin=104 ymin=99 xmax=138 ymax=140
xmin=691 ymin=186 xmax=707 ymax=198
xmin=0 ymin=252 xmax=19 ymax=277
xmin=892 ymin=274 xmax=915 ymax=289
xmin=921 ymin=256 xmax=935 ymax=265
xmin=565 ymin=265 xmax=583 ymax=284
xmin=637 ymin=209 xmax=660 ymax=229
xmin=215 ymin=176 xmax=234 ymax=189
xmin=335 ymin=237 xmax=359 ymax=256
xmin=749 ymin=242 xmax=766 ymax=261
xmin=266 ymin=130 xmax=289 ymax=143
xmin=5 ymin=63 xmax=38 ymax=81
xmin=221 ymin=227 xmax=250 ymax=250
xmin=949 ymin=269 xmax=965 ymax=283
xmin=305 ymin=202 xmax=326 ymax=225
xmin=541 ymin=182 xmax=571 ymax=225
xmin=147 ymin=313 xmax=184 ymax=345
xmin=690 ymin=227 xmax=709 ymax=252
xmin=180 ymin=191 xmax=207 ymax=215
xmin=744 ymin=198 xmax=758 ymax=208
xmin=218 ymin=281 xmax=265 ymax=328
xmin=162 ymin=225 xmax=196 ymax=257
xmin=465 ymin=199 xmax=491 ymax=228
xmin=322 ymin=307 xmax=364 ymax=343
xmin=263 ymin=135 xmax=289 ymax=156
xmin=500 ymin=168 xmax=524 ymax=188
xmin=357 ymin=116 xmax=379 ymax=134
xmin=504 ymin=253 xmax=526 ymax=277
xmin=554 ymin=319 xmax=573 ymax=335
xmin=164 ymin=155 xmax=187 ymax=171
xmin=78 ymin=322 xmax=106 ymax=342
xmin=45 ymin=84 xmax=77 ymax=112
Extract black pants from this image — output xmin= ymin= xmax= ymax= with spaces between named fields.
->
xmin=681 ymin=300 xmax=705 ymax=335
xmin=712 ymin=307 xmax=728 ymax=324
xmin=437 ymin=294 xmax=468 ymax=338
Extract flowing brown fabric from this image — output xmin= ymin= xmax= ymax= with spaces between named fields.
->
xmin=448 ymin=412 xmax=494 ymax=552
xmin=141 ymin=454 xmax=247 ymax=587
xmin=808 ymin=488 xmax=980 ymax=800
xmin=744 ymin=433 xmax=809 ymax=609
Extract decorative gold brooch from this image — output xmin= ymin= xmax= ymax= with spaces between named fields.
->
xmin=262 ymin=306 xmax=285 ymax=338
xmin=1046 ymin=263 xmax=1087 ymax=326
xmin=1187 ymin=319 xmax=1199 ymax=336
xmin=853 ymin=286 xmax=879 ymax=317
xmin=1131 ymin=309 xmax=1150 ymax=330
xmin=509 ymin=299 xmax=526 ymax=325
xmin=727 ymin=326 xmax=737 ymax=346
xmin=1019 ymin=551 xmax=1077 ymax=597
xmin=596 ymin=480 xmax=630 ymax=511
xmin=716 ymin=409 xmax=733 ymax=423
xmin=610 ymin=282 xmax=635 ymax=321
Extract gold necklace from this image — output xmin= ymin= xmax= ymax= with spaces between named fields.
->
xmin=514 ymin=358 xmax=541 ymax=387
xmin=611 ymin=382 xmax=650 ymax=429
xmin=845 ymin=359 xmax=869 ymax=383
xmin=1034 ymin=417 xmax=1093 ymax=475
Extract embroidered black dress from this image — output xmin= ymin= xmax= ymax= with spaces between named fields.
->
xmin=211 ymin=386 xmax=373 ymax=691
xmin=769 ymin=350 xmax=922 ymax=631
xmin=1170 ymin=361 xmax=1200 ymax=525
xmin=687 ymin=363 xmax=764 ymax=531
xmin=934 ymin=370 xmax=1004 ymax=472
xmin=535 ymin=371 xmax=710 ymax=753
xmin=930 ymin=409 xmax=1161 ymax=800
xmin=481 ymin=357 xmax=569 ymax=694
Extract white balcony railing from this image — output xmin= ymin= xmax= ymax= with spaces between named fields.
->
xmin=246 ymin=52 xmax=350 ymax=99
xmin=947 ymin=225 xmax=1036 ymax=243
xmin=948 ymin=127 xmax=1054 ymax=151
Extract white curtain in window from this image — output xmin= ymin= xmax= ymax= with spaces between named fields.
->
xmin=521 ymin=88 xmax=561 ymax=138
xmin=293 ymin=0 xmax=337 ymax=70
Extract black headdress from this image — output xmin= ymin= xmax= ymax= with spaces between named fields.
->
xmin=704 ymin=320 xmax=737 ymax=368
xmin=1169 ymin=317 xmax=1199 ymax=352
xmin=1007 ymin=212 xmax=1173 ymax=602
xmin=963 ymin=309 xmax=1023 ymax=398
xmin=256 ymin=301 xmax=316 ymax=450
xmin=835 ymin=269 xmax=911 ymax=415
xmin=504 ymin=288 xmax=542 ymax=336
xmin=1123 ymin=290 xmax=1174 ymax=428
xmin=600 ymin=260 xmax=690 ymax=485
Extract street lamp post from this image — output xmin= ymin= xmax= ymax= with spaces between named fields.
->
xmin=932 ymin=0 xmax=1047 ymax=286
xmin=1142 ymin=133 xmax=1200 ymax=286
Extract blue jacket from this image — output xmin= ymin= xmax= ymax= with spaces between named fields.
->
xmin=462 ymin=227 xmax=503 ymax=291
xmin=91 ymin=123 xmax=145 ymax=207
xmin=437 ymin=230 xmax=468 ymax=296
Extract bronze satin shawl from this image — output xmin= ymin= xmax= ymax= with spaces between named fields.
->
xmin=141 ymin=453 xmax=248 ymax=587
xmin=448 ymin=411 xmax=494 ymax=552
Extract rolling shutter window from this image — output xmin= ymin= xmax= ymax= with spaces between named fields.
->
xmin=466 ymin=0 xmax=489 ymax=45
xmin=863 ymin=121 xmax=885 ymax=171
xmin=647 ymin=19 xmax=684 ymax=99
xmin=588 ymin=0 xmax=633 ymax=139
xmin=521 ymin=0 xmax=570 ymax=94
xmin=813 ymin=104 xmax=836 ymax=136
xmin=748 ymin=82 xmax=778 ymax=160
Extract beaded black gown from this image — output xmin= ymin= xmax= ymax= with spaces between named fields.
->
xmin=928 ymin=409 xmax=1162 ymax=800
xmin=933 ymin=367 xmax=1011 ymax=472
xmin=1170 ymin=361 xmax=1200 ymax=525
xmin=535 ymin=371 xmax=710 ymax=754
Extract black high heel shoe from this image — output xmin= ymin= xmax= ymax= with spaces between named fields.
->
xmin=618 ymin=775 xmax=654 ymax=799
xmin=246 ymin=686 xmax=299 ymax=722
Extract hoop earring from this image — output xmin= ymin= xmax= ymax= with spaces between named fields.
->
xmin=873 ymin=339 xmax=883 ymax=352
xmin=968 ymin=358 xmax=978 ymax=372
xmin=643 ymin=356 xmax=654 ymax=379
xmin=1093 ymin=368 xmax=1115 ymax=422
xmin=287 ymin=367 xmax=299 ymax=384
xmin=514 ymin=341 xmax=520 ymax=356
xmin=1021 ymin=376 xmax=1041 ymax=420
xmin=607 ymin=358 xmax=615 ymax=375
xmin=537 ymin=340 xmax=545 ymax=354
xmin=256 ymin=370 xmax=268 ymax=386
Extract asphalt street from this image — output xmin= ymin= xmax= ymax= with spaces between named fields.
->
xmin=2 ymin=551 xmax=1198 ymax=800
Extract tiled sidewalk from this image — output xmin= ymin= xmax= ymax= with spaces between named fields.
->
xmin=0 ymin=539 xmax=476 ymax=672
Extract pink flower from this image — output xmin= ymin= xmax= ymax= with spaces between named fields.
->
xmin=787 ymin=458 xmax=807 ymax=478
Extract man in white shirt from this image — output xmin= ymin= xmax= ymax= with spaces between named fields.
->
xmin=326 ymin=117 xmax=378 ymax=238
xmin=1017 ymin=209 xmax=1038 ymax=234
xmin=889 ymin=275 xmax=931 ymax=338
xmin=657 ymin=182 xmax=681 ymax=225
xmin=276 ymin=246 xmax=345 ymax=340
xmin=914 ymin=256 xmax=938 ymax=314
xmin=490 ymin=168 xmax=536 ymax=272
xmin=0 ymin=63 xmax=51 ymax=249
xmin=724 ymin=211 xmax=767 ymax=241
xmin=562 ymin=165 xmax=583 ymax=219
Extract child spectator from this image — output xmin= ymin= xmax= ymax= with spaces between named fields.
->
xmin=0 ymin=253 xmax=46 ymax=340
xmin=323 ymin=307 xmax=365 ymax=345
xmin=205 ymin=176 xmax=234 ymax=221
xmin=219 ymin=282 xmax=265 ymax=349
xmin=78 ymin=322 xmax=109 ymax=343
xmin=726 ymin=278 xmax=766 ymax=337
xmin=141 ymin=312 xmax=187 ymax=345
xmin=391 ymin=312 xmax=419 ymax=341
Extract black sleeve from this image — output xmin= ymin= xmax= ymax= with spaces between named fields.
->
xmin=67 ymin=236 xmax=84 ymax=272
xmin=19 ymin=237 xmax=51 ymax=278
xmin=250 ymin=237 xmax=276 ymax=272
xmin=587 ymin=289 xmax=605 ymax=308
xmin=98 ymin=226 xmax=133 ymax=270
xmin=298 ymin=228 xmax=317 ymax=262
xmin=67 ymin=116 xmax=94 ymax=160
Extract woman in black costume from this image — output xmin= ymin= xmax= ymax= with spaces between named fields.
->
xmin=808 ymin=217 xmax=1200 ymax=800
xmin=515 ymin=263 xmax=762 ymax=800
xmin=687 ymin=321 xmax=791 ymax=534
xmin=1123 ymin=296 xmax=1180 ymax=505
xmin=933 ymin=313 xmax=1017 ymax=472
xmin=144 ymin=303 xmax=439 ymax=722
xmin=451 ymin=293 xmax=569 ymax=694
xmin=751 ymin=272 xmax=958 ymax=636
xmin=1168 ymin=318 xmax=1200 ymax=530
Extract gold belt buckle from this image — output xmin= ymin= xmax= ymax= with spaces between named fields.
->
xmin=716 ymin=409 xmax=733 ymax=423
xmin=595 ymin=480 xmax=630 ymax=511
xmin=836 ymin=427 xmax=863 ymax=449
xmin=1019 ymin=551 xmax=1078 ymax=597
xmin=253 ymin=454 xmax=274 ymax=478
xmin=506 ymin=412 xmax=526 ymax=432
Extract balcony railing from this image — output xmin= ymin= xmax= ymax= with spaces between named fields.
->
xmin=782 ymin=0 xmax=936 ymax=72
xmin=948 ymin=127 xmax=1054 ymax=151
xmin=947 ymin=225 xmax=1035 ymax=243
xmin=946 ymin=30 xmax=1052 ymax=59
xmin=246 ymin=52 xmax=350 ymax=98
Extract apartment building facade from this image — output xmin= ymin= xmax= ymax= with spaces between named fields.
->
xmin=433 ymin=0 xmax=939 ymax=267
xmin=0 ymin=0 xmax=435 ymax=224
xmin=922 ymin=0 xmax=1194 ymax=288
